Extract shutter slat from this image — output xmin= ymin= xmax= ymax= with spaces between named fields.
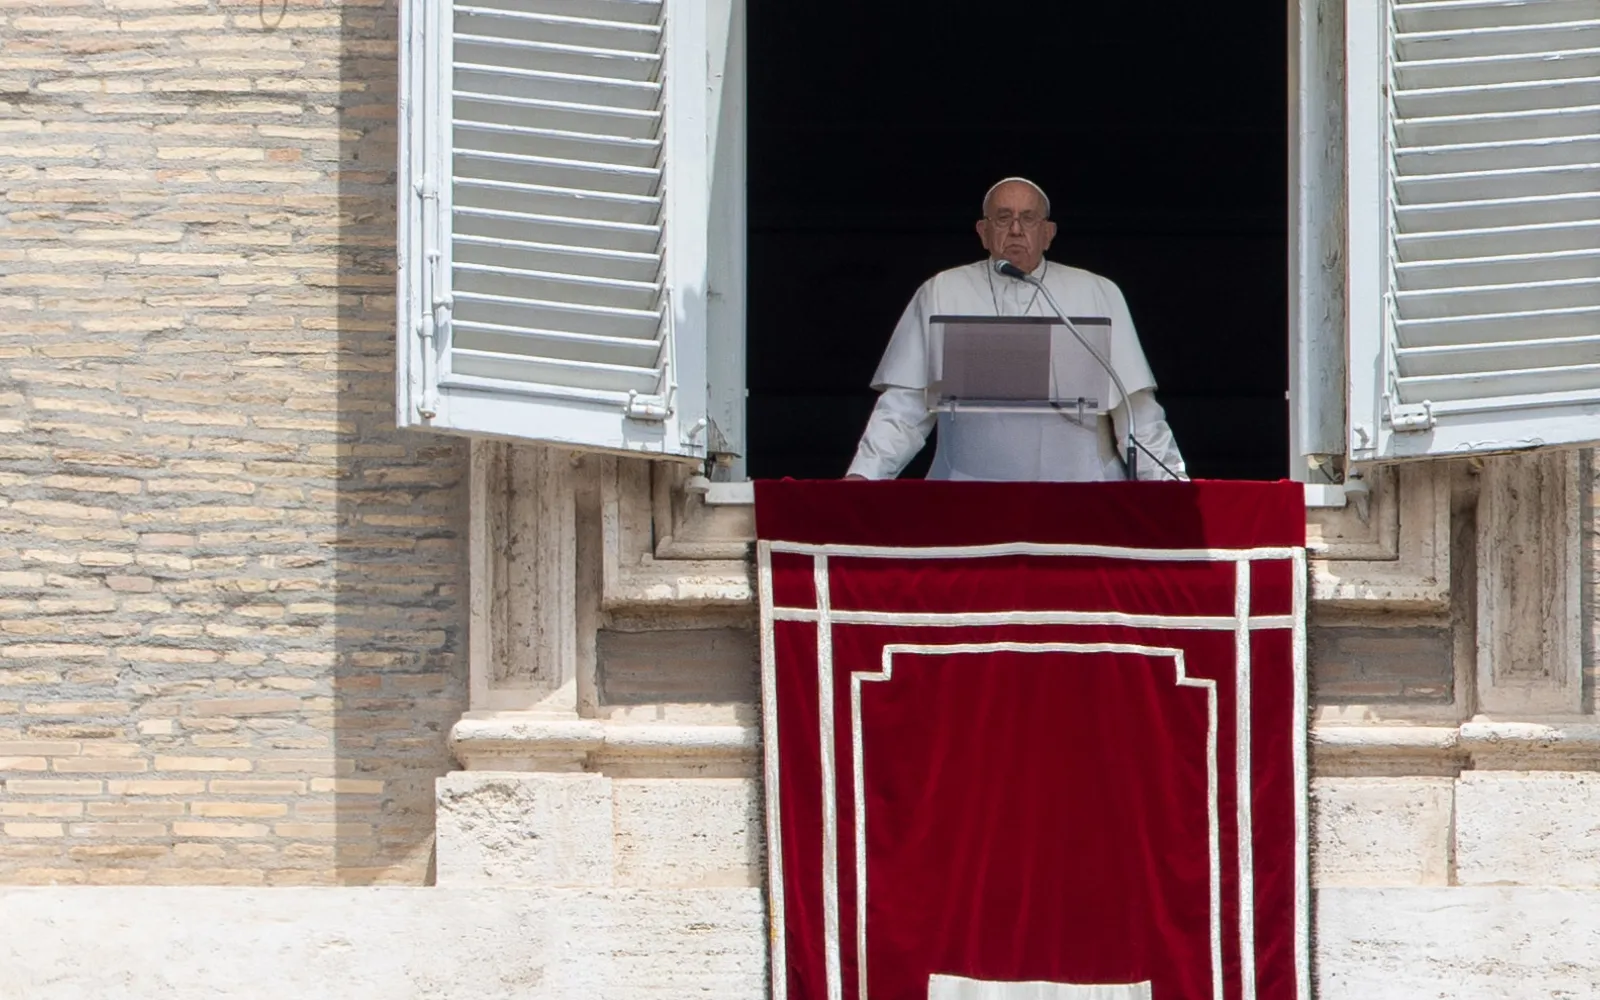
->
xmin=1396 ymin=275 xmax=1600 ymax=319
xmin=455 ymin=119 xmax=661 ymax=167
xmin=1397 ymin=162 xmax=1600 ymax=205
xmin=454 ymin=92 xmax=659 ymax=140
xmin=453 ymin=206 xmax=660 ymax=253
xmin=1397 ymin=332 xmax=1600 ymax=377
xmin=452 ymin=320 xmax=664 ymax=367
xmin=1397 ymin=20 xmax=1600 ymax=61
xmin=451 ymin=348 xmax=662 ymax=394
xmin=1395 ymin=132 xmax=1600 ymax=175
xmin=453 ymin=148 xmax=660 ymax=196
xmin=455 ymin=232 xmax=660 ymax=277
xmin=455 ymin=262 xmax=661 ymax=312
xmin=1395 ymin=304 xmax=1600 ymax=348
xmin=1396 ymin=218 xmax=1600 ymax=260
xmin=453 ymin=65 xmax=659 ymax=111
xmin=468 ymin=0 xmax=662 ymax=27
xmin=456 ymin=6 xmax=661 ymax=50
xmin=1398 ymin=48 xmax=1600 ymax=92
xmin=455 ymin=36 xmax=661 ymax=82
xmin=1395 ymin=75 xmax=1600 ymax=118
xmin=453 ymin=177 xmax=660 ymax=225
xmin=1397 ymin=190 xmax=1600 ymax=231
xmin=1396 ymin=360 xmax=1600 ymax=401
xmin=1397 ymin=0 xmax=1598 ymax=33
xmin=1398 ymin=247 xmax=1600 ymax=290
xmin=1399 ymin=104 xmax=1600 ymax=148
xmin=453 ymin=289 xmax=660 ymax=341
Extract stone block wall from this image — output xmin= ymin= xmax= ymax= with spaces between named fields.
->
xmin=0 ymin=0 xmax=470 ymax=884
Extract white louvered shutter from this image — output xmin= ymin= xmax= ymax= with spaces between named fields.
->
xmin=398 ymin=0 xmax=711 ymax=458
xmin=1346 ymin=0 xmax=1600 ymax=462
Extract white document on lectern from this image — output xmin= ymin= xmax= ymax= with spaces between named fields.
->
xmin=928 ymin=974 xmax=1154 ymax=1000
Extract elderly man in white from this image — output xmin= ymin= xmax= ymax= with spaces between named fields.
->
xmin=845 ymin=177 xmax=1186 ymax=482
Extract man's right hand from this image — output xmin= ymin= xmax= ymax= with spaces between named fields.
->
xmin=844 ymin=474 xmax=867 ymax=481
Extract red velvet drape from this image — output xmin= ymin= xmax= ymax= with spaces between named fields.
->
xmin=758 ymin=480 xmax=1306 ymax=1000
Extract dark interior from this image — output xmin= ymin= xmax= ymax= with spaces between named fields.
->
xmin=745 ymin=1 xmax=1289 ymax=480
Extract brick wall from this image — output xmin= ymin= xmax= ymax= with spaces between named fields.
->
xmin=0 ymin=0 xmax=470 ymax=884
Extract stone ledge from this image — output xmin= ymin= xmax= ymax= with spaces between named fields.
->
xmin=451 ymin=714 xmax=759 ymax=775
xmin=456 ymin=716 xmax=1600 ymax=776
xmin=1314 ymin=721 xmax=1600 ymax=775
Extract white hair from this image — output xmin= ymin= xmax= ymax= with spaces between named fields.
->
xmin=982 ymin=176 xmax=1051 ymax=218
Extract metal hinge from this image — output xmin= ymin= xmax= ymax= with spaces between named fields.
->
xmin=625 ymin=350 xmax=676 ymax=422
xmin=625 ymin=390 xmax=670 ymax=421
xmin=1388 ymin=399 xmax=1435 ymax=432
xmin=414 ymin=174 xmax=443 ymax=420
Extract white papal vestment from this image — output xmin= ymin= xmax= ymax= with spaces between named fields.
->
xmin=846 ymin=258 xmax=1187 ymax=482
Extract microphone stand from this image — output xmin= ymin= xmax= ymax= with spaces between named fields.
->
xmin=995 ymin=260 xmax=1180 ymax=481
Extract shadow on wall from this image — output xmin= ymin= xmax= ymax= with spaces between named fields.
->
xmin=331 ymin=0 xmax=469 ymax=884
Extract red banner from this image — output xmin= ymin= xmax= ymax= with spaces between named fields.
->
xmin=757 ymin=480 xmax=1308 ymax=1000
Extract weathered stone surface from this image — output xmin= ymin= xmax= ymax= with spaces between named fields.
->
xmin=0 ymin=0 xmax=469 ymax=884
xmin=597 ymin=628 xmax=759 ymax=705
xmin=613 ymin=778 xmax=762 ymax=887
xmin=1318 ymin=887 xmax=1600 ymax=999
xmin=1311 ymin=776 xmax=1452 ymax=886
xmin=0 ymin=886 xmax=766 ymax=1000
xmin=1476 ymin=451 xmax=1585 ymax=715
xmin=435 ymin=772 xmax=613 ymax=887
xmin=1456 ymin=771 xmax=1600 ymax=886
xmin=1309 ymin=625 xmax=1453 ymax=704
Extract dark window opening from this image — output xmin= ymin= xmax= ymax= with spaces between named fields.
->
xmin=746 ymin=1 xmax=1289 ymax=481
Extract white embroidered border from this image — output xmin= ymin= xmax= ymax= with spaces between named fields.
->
xmin=768 ymin=540 xmax=1300 ymax=562
xmin=773 ymin=608 xmax=1293 ymax=632
xmin=1234 ymin=561 xmax=1256 ymax=1000
xmin=850 ymin=643 xmax=1222 ymax=1000
xmin=815 ymin=555 xmax=843 ymax=1000
xmin=757 ymin=542 xmax=787 ymax=1000
xmin=1292 ymin=549 xmax=1310 ymax=1000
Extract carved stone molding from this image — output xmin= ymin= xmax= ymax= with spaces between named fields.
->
xmin=1310 ymin=463 xmax=1451 ymax=609
xmin=468 ymin=440 xmax=581 ymax=711
xmin=465 ymin=444 xmax=1594 ymax=761
xmin=1476 ymin=449 xmax=1586 ymax=716
xmin=451 ymin=713 xmax=759 ymax=777
xmin=452 ymin=714 xmax=1600 ymax=778
xmin=652 ymin=464 xmax=755 ymax=561
xmin=599 ymin=458 xmax=752 ymax=609
xmin=1314 ymin=720 xmax=1600 ymax=776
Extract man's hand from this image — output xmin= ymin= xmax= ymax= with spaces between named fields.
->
xmin=844 ymin=474 xmax=868 ymax=481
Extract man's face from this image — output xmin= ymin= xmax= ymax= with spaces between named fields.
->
xmin=975 ymin=181 xmax=1057 ymax=274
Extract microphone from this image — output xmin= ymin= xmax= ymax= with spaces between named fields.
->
xmin=993 ymin=259 xmax=1029 ymax=281
xmin=990 ymin=258 xmax=1176 ymax=481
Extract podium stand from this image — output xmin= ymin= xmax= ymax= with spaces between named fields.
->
xmin=756 ymin=479 xmax=1309 ymax=1000
xmin=926 ymin=315 xmax=1113 ymax=419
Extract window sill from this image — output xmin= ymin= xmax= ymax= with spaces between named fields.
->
xmin=688 ymin=477 xmax=1349 ymax=509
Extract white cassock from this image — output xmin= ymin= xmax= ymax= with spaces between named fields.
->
xmin=846 ymin=257 xmax=1187 ymax=482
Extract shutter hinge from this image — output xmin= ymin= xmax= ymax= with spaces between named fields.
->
xmin=625 ymin=352 xmax=676 ymax=422
xmin=1388 ymin=399 xmax=1435 ymax=432
xmin=625 ymin=390 xmax=671 ymax=421
xmin=414 ymin=173 xmax=444 ymax=420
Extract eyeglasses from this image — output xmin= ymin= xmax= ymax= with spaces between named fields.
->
xmin=987 ymin=212 xmax=1047 ymax=230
